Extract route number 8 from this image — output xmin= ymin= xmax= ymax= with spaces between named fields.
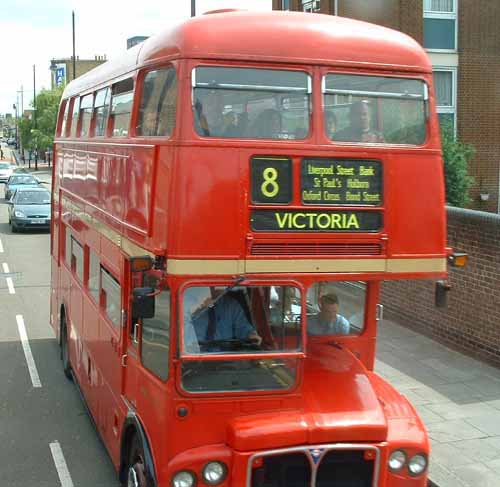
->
xmin=261 ymin=167 xmax=279 ymax=198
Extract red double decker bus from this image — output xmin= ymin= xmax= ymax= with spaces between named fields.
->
xmin=51 ymin=10 xmax=449 ymax=487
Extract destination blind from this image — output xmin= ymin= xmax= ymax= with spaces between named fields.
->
xmin=251 ymin=209 xmax=382 ymax=232
xmin=301 ymin=158 xmax=382 ymax=206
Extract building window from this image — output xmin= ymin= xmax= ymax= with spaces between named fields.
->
xmin=281 ymin=0 xmax=290 ymax=9
xmin=433 ymin=68 xmax=456 ymax=131
xmin=423 ymin=0 xmax=457 ymax=51
xmin=302 ymin=0 xmax=321 ymax=12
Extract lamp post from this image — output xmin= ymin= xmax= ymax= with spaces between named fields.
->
xmin=12 ymin=103 xmax=19 ymax=155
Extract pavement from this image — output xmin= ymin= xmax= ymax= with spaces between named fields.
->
xmin=377 ymin=319 xmax=500 ymax=486
xmin=2 ymin=142 xmax=500 ymax=486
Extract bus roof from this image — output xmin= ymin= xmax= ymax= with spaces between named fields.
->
xmin=63 ymin=10 xmax=431 ymax=98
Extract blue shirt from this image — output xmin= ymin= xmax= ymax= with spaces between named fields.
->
xmin=308 ymin=313 xmax=350 ymax=336
xmin=191 ymin=295 xmax=254 ymax=343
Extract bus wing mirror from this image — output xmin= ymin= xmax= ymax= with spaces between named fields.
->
xmin=435 ymin=280 xmax=451 ymax=308
xmin=132 ymin=287 xmax=155 ymax=319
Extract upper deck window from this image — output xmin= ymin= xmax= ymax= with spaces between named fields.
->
xmin=192 ymin=67 xmax=311 ymax=140
xmin=59 ymin=100 xmax=70 ymax=137
xmin=69 ymin=97 xmax=80 ymax=138
xmin=79 ymin=94 xmax=94 ymax=137
xmin=110 ymin=78 xmax=134 ymax=137
xmin=323 ymin=74 xmax=428 ymax=145
xmin=93 ymin=88 xmax=110 ymax=137
xmin=136 ymin=67 xmax=177 ymax=137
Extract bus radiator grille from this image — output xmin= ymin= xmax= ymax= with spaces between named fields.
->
xmin=251 ymin=449 xmax=375 ymax=487
xmin=250 ymin=243 xmax=382 ymax=256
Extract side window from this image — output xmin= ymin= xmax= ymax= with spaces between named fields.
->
xmin=59 ymin=100 xmax=70 ymax=137
xmin=71 ymin=238 xmax=84 ymax=282
xmin=101 ymin=268 xmax=121 ymax=326
xmin=136 ymin=67 xmax=177 ymax=137
xmin=307 ymin=281 xmax=366 ymax=336
xmin=65 ymin=227 xmax=72 ymax=268
xmin=88 ymin=249 xmax=100 ymax=302
xmin=79 ymin=94 xmax=94 ymax=137
xmin=110 ymin=78 xmax=134 ymax=137
xmin=93 ymin=88 xmax=110 ymax=136
xmin=69 ymin=97 xmax=80 ymax=137
xmin=142 ymin=287 xmax=171 ymax=380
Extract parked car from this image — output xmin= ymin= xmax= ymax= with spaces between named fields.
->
xmin=0 ymin=162 xmax=14 ymax=183
xmin=7 ymin=138 xmax=16 ymax=147
xmin=7 ymin=187 xmax=51 ymax=232
xmin=4 ymin=174 xmax=41 ymax=200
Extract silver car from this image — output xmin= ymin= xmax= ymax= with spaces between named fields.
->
xmin=0 ymin=162 xmax=13 ymax=183
xmin=7 ymin=187 xmax=51 ymax=232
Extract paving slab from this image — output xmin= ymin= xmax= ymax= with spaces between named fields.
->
xmin=376 ymin=319 xmax=500 ymax=487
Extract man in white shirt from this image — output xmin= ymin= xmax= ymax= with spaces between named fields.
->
xmin=308 ymin=293 xmax=350 ymax=336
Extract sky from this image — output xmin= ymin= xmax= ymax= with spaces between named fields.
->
xmin=0 ymin=0 xmax=272 ymax=116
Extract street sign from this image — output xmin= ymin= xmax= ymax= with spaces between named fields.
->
xmin=55 ymin=64 xmax=66 ymax=86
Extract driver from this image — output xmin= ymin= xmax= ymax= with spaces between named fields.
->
xmin=183 ymin=287 xmax=262 ymax=352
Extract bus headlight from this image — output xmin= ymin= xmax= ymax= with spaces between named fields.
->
xmin=388 ymin=450 xmax=406 ymax=471
xmin=408 ymin=454 xmax=427 ymax=476
xmin=202 ymin=461 xmax=227 ymax=485
xmin=172 ymin=470 xmax=196 ymax=487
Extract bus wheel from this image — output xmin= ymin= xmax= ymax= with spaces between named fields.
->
xmin=126 ymin=435 xmax=147 ymax=487
xmin=61 ymin=316 xmax=73 ymax=380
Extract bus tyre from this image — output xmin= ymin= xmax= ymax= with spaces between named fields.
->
xmin=125 ymin=435 xmax=148 ymax=487
xmin=61 ymin=317 xmax=73 ymax=380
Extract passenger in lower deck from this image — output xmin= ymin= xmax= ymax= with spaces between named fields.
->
xmin=308 ymin=293 xmax=350 ymax=336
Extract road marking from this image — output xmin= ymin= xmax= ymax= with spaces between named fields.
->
xmin=16 ymin=315 xmax=42 ymax=388
xmin=50 ymin=441 xmax=74 ymax=487
xmin=0 ymin=237 xmax=3 ymax=253
xmin=2 ymin=262 xmax=15 ymax=294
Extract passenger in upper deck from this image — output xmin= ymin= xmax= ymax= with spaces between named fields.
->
xmin=333 ymin=100 xmax=384 ymax=143
xmin=251 ymin=108 xmax=282 ymax=139
xmin=308 ymin=293 xmax=350 ymax=336
xmin=325 ymin=111 xmax=338 ymax=139
xmin=193 ymin=90 xmax=225 ymax=137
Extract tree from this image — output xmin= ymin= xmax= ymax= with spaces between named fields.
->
xmin=440 ymin=123 xmax=475 ymax=207
xmin=17 ymin=85 xmax=64 ymax=158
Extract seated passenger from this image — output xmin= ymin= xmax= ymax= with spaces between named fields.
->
xmin=222 ymin=111 xmax=240 ymax=137
xmin=183 ymin=288 xmax=262 ymax=352
xmin=251 ymin=109 xmax=282 ymax=139
xmin=325 ymin=110 xmax=337 ymax=139
xmin=308 ymin=293 xmax=350 ymax=336
xmin=334 ymin=100 xmax=383 ymax=143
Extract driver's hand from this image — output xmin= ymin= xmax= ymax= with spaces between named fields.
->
xmin=247 ymin=332 xmax=262 ymax=346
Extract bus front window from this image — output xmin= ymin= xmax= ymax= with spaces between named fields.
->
xmin=192 ymin=66 xmax=311 ymax=140
xmin=307 ymin=281 xmax=367 ymax=336
xmin=181 ymin=285 xmax=302 ymax=393
xmin=323 ymin=74 xmax=428 ymax=145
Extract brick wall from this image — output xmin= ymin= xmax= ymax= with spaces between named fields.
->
xmin=381 ymin=207 xmax=500 ymax=367
xmin=458 ymin=1 xmax=500 ymax=212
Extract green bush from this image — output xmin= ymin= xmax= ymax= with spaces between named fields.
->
xmin=440 ymin=123 xmax=475 ymax=207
